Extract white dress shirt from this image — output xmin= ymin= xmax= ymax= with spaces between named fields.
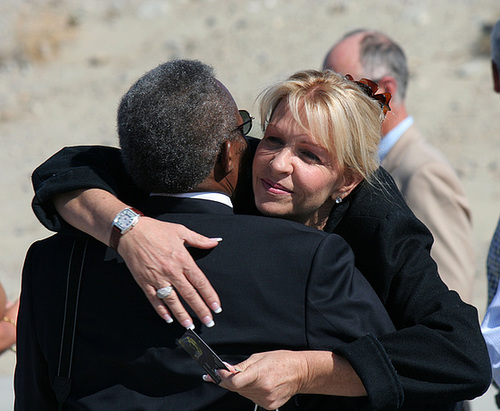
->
xmin=150 ymin=191 xmax=233 ymax=208
xmin=378 ymin=116 xmax=414 ymax=162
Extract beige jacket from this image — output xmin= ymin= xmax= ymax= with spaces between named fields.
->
xmin=382 ymin=124 xmax=475 ymax=303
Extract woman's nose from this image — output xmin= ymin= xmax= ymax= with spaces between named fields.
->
xmin=270 ymin=148 xmax=293 ymax=174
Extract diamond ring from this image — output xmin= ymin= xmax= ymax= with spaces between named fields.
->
xmin=156 ymin=286 xmax=174 ymax=299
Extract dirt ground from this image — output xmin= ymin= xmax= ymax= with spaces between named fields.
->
xmin=1 ymin=1 xmax=500 ymax=405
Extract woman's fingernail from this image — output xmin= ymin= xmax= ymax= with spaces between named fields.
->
xmin=163 ymin=314 xmax=174 ymax=323
xmin=202 ymin=374 xmax=212 ymax=382
xmin=202 ymin=316 xmax=215 ymax=328
xmin=211 ymin=303 xmax=222 ymax=314
xmin=222 ymin=361 xmax=238 ymax=373
xmin=209 ymin=237 xmax=223 ymax=242
xmin=182 ymin=320 xmax=195 ymax=330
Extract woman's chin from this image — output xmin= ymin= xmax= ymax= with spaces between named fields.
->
xmin=256 ymin=201 xmax=290 ymax=219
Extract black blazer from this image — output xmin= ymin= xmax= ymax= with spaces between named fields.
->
xmin=327 ymin=169 xmax=491 ymax=409
xmin=16 ymin=196 xmax=394 ymax=410
xmin=30 ymin=144 xmax=492 ymax=409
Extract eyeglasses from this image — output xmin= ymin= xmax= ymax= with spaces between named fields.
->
xmin=235 ymin=110 xmax=254 ymax=136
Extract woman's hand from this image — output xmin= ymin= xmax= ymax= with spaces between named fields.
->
xmin=53 ymin=189 xmax=222 ymax=328
xmin=118 ymin=217 xmax=222 ymax=328
xmin=212 ymin=350 xmax=365 ymax=409
xmin=216 ymin=350 xmax=310 ymax=409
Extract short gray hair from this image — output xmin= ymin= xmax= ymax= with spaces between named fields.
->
xmin=118 ymin=59 xmax=237 ymax=193
xmin=492 ymin=19 xmax=500 ymax=68
xmin=330 ymin=29 xmax=409 ymax=103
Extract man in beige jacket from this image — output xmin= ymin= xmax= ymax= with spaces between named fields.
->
xmin=323 ymin=29 xmax=475 ymax=303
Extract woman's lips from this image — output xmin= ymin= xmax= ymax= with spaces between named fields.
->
xmin=261 ymin=178 xmax=292 ymax=195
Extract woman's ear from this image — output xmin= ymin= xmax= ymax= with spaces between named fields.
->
xmin=333 ymin=171 xmax=363 ymax=201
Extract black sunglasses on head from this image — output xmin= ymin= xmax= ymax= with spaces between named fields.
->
xmin=235 ymin=110 xmax=253 ymax=136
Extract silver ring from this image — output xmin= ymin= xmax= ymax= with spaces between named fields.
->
xmin=156 ymin=286 xmax=174 ymax=299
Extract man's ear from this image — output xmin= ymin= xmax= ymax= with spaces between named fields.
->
xmin=217 ymin=140 xmax=234 ymax=175
xmin=377 ymin=75 xmax=397 ymax=99
xmin=493 ymin=61 xmax=500 ymax=93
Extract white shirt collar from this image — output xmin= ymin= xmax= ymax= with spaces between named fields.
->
xmin=150 ymin=192 xmax=233 ymax=208
xmin=378 ymin=116 xmax=414 ymax=162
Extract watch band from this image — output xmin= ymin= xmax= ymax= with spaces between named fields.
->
xmin=109 ymin=207 xmax=143 ymax=251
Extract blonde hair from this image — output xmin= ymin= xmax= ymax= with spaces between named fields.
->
xmin=259 ymin=69 xmax=384 ymax=183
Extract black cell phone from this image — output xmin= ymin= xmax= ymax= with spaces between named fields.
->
xmin=178 ymin=328 xmax=229 ymax=384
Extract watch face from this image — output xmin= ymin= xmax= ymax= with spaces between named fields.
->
xmin=115 ymin=209 xmax=138 ymax=231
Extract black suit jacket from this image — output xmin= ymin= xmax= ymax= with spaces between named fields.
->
xmin=16 ymin=196 xmax=394 ymax=410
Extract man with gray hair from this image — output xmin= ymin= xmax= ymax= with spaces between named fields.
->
xmin=481 ymin=18 xmax=500 ymax=390
xmin=323 ymin=29 xmax=476 ymax=304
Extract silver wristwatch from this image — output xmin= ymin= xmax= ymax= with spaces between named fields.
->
xmin=110 ymin=207 xmax=143 ymax=250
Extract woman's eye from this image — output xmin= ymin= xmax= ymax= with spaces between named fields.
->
xmin=265 ymin=136 xmax=283 ymax=145
xmin=302 ymin=150 xmax=321 ymax=162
